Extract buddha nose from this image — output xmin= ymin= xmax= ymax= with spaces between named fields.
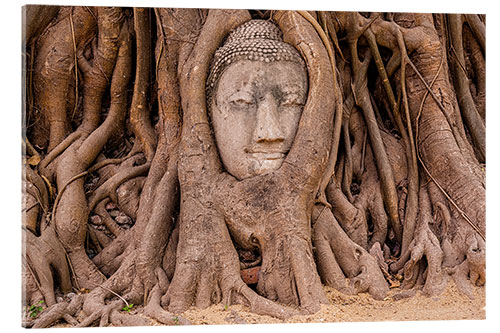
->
xmin=253 ymin=95 xmax=285 ymax=143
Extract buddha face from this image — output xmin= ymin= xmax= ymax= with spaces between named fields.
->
xmin=211 ymin=59 xmax=308 ymax=180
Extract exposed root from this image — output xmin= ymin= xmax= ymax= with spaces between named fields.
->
xmin=143 ymin=281 xmax=191 ymax=325
xmin=391 ymin=185 xmax=447 ymax=297
xmin=80 ymin=254 xmax=141 ymax=327
xmin=312 ymin=205 xmax=388 ymax=300
xmin=326 ymin=179 xmax=368 ymax=249
xmin=448 ymin=14 xmax=485 ymax=162
xmin=346 ymin=15 xmax=401 ymax=244
xmin=93 ymin=199 xmax=123 ymax=238
xmin=32 ymin=294 xmax=83 ymax=328
xmin=92 ymin=229 xmax=131 ymax=275
xmin=23 ymin=227 xmax=72 ymax=307
xmin=130 ymin=8 xmax=157 ymax=161
xmin=88 ymin=161 xmax=150 ymax=212
xmin=39 ymin=131 xmax=82 ymax=179
xmin=446 ymin=233 xmax=485 ymax=299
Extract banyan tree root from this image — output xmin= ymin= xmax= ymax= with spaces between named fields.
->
xmin=390 ymin=185 xmax=448 ymax=297
xmin=23 ymin=7 xmax=486 ymax=326
xmin=51 ymin=8 xmax=131 ymax=291
xmin=31 ymin=294 xmax=83 ymax=328
xmin=23 ymin=226 xmax=72 ymax=307
xmin=445 ymin=232 xmax=485 ymax=299
xmin=45 ymin=9 xmax=196 ymax=327
xmin=324 ymin=117 xmax=408 ymax=252
xmin=32 ymin=7 xmax=96 ymax=151
xmin=165 ymin=8 xmax=337 ymax=316
xmin=312 ymin=205 xmax=389 ymax=300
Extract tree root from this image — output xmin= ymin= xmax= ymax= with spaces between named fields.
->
xmin=88 ymin=161 xmax=150 ymax=212
xmin=79 ymin=254 xmax=142 ymax=327
xmin=93 ymin=199 xmax=123 ymax=238
xmin=448 ymin=14 xmax=485 ymax=162
xmin=32 ymin=294 xmax=83 ymax=328
xmin=130 ymin=7 xmax=157 ymax=161
xmin=326 ymin=179 xmax=368 ymax=249
xmin=445 ymin=233 xmax=485 ymax=299
xmin=143 ymin=278 xmax=191 ymax=325
xmin=165 ymin=194 xmax=301 ymax=319
xmin=39 ymin=131 xmax=82 ymax=179
xmin=92 ymin=228 xmax=131 ymax=275
xmin=391 ymin=185 xmax=448 ymax=297
xmin=32 ymin=7 xmax=95 ymax=151
xmin=346 ymin=17 xmax=401 ymax=244
xmin=312 ymin=205 xmax=388 ymax=300
xmin=23 ymin=226 xmax=72 ymax=307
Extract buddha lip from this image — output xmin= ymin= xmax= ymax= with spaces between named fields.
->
xmin=245 ymin=147 xmax=287 ymax=153
xmin=244 ymin=147 xmax=287 ymax=159
xmin=248 ymin=151 xmax=286 ymax=160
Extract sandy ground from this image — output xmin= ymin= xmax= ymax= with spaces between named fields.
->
xmin=174 ymin=280 xmax=485 ymax=325
xmin=49 ymin=280 xmax=484 ymax=328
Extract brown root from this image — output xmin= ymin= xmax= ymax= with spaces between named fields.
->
xmin=391 ymin=185 xmax=448 ymax=297
xmin=446 ymin=233 xmax=485 ymax=299
xmin=448 ymin=14 xmax=485 ymax=162
xmin=23 ymin=8 xmax=487 ymax=327
xmin=32 ymin=294 xmax=83 ymax=328
xmin=32 ymin=7 xmax=96 ymax=151
xmin=313 ymin=205 xmax=389 ymax=300
xmin=23 ymin=227 xmax=72 ymax=307
xmin=130 ymin=8 xmax=157 ymax=161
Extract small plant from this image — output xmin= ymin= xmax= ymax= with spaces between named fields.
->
xmin=122 ymin=303 xmax=134 ymax=312
xmin=224 ymin=304 xmax=228 ymax=311
xmin=28 ymin=300 xmax=44 ymax=319
xmin=172 ymin=316 xmax=179 ymax=325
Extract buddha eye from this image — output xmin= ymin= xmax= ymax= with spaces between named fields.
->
xmin=232 ymin=98 xmax=254 ymax=106
xmin=229 ymin=92 xmax=255 ymax=107
xmin=281 ymin=93 xmax=304 ymax=107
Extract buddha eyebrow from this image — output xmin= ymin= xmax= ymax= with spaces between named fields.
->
xmin=280 ymin=84 xmax=305 ymax=94
xmin=229 ymin=91 xmax=253 ymax=101
xmin=280 ymin=88 xmax=306 ymax=100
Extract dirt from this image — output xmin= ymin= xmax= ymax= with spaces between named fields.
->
xmin=47 ymin=280 xmax=484 ymax=328
xmin=177 ymin=280 xmax=485 ymax=325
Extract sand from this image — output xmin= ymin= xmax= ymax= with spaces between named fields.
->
xmin=50 ymin=280 xmax=485 ymax=328
xmin=180 ymin=281 xmax=485 ymax=325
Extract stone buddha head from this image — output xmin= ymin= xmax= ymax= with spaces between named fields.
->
xmin=207 ymin=20 xmax=308 ymax=180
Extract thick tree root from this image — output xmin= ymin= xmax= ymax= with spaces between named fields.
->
xmin=92 ymin=229 xmax=130 ymax=275
xmin=31 ymin=294 xmax=83 ymax=328
xmin=23 ymin=8 xmax=487 ymax=327
xmin=255 ymin=233 xmax=329 ymax=313
xmin=445 ymin=233 xmax=485 ymax=299
xmin=88 ymin=160 xmax=150 ymax=213
xmin=143 ymin=280 xmax=191 ymax=325
xmin=391 ymin=186 xmax=448 ymax=297
xmin=23 ymin=227 xmax=72 ymax=307
xmin=165 ymin=211 xmax=301 ymax=319
xmin=78 ymin=299 xmax=150 ymax=327
xmin=312 ymin=205 xmax=389 ymax=300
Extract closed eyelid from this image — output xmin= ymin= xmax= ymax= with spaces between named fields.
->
xmin=229 ymin=91 xmax=254 ymax=103
xmin=281 ymin=92 xmax=305 ymax=104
